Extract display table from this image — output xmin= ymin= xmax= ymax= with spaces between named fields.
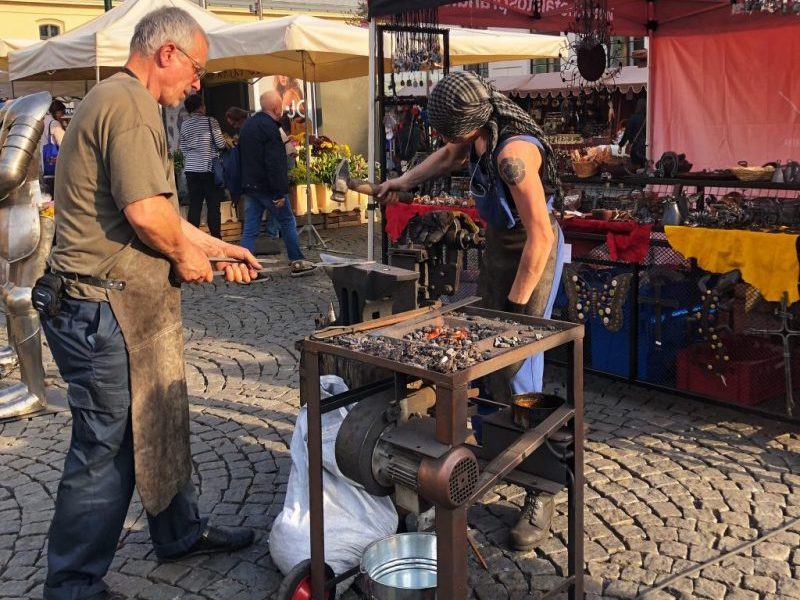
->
xmin=562 ymin=218 xmax=653 ymax=263
xmin=665 ymin=226 xmax=800 ymax=304
xmin=551 ymin=223 xmax=800 ymax=413
xmin=384 ymin=203 xmax=484 ymax=243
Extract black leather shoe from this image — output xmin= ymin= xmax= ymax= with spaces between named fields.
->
xmin=509 ymin=491 xmax=554 ymax=551
xmin=84 ymin=591 xmax=126 ymax=600
xmin=159 ymin=525 xmax=255 ymax=562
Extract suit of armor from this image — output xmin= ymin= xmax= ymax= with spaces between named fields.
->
xmin=0 ymin=91 xmax=54 ymax=420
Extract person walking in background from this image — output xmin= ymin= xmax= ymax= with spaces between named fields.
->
xmin=41 ymin=99 xmax=67 ymax=195
xmin=619 ymin=98 xmax=647 ymax=168
xmin=224 ymin=105 xmax=249 ymax=139
xmin=223 ymin=106 xmax=248 ymax=218
xmin=225 ymin=105 xmax=279 ymax=238
xmin=238 ymin=91 xmax=315 ymax=276
xmin=179 ymin=93 xmax=226 ymax=238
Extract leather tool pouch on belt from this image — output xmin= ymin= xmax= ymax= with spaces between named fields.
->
xmin=31 ymin=272 xmax=64 ymax=317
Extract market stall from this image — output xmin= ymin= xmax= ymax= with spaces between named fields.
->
xmin=364 ymin=0 xmax=800 ymax=419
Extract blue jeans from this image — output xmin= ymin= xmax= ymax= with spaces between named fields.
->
xmin=509 ymin=225 xmax=566 ymax=395
xmin=42 ymin=298 xmax=204 ymax=600
xmin=240 ymin=191 xmax=303 ymax=261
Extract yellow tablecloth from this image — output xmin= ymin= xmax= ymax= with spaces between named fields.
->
xmin=665 ymin=226 xmax=799 ymax=304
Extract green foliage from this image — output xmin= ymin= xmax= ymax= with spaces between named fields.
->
xmin=172 ymin=149 xmax=185 ymax=172
xmin=290 ymin=133 xmax=371 ymax=188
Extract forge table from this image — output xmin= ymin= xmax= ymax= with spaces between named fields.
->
xmin=299 ymin=302 xmax=585 ymax=600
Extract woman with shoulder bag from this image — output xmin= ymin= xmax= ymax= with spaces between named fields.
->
xmin=179 ymin=94 xmax=227 ymax=238
xmin=41 ymin=99 xmax=67 ymax=195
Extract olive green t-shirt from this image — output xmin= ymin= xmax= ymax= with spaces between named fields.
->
xmin=49 ymin=74 xmax=177 ymax=301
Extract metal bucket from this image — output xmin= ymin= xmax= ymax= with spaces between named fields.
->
xmin=360 ymin=532 xmax=437 ymax=599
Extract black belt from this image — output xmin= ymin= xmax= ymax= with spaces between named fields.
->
xmin=52 ymin=270 xmax=126 ymax=291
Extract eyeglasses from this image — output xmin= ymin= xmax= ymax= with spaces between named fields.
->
xmin=174 ymin=44 xmax=207 ymax=80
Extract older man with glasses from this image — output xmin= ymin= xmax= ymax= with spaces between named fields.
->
xmin=40 ymin=8 xmax=260 ymax=600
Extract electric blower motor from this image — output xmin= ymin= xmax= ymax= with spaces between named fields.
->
xmin=335 ymin=388 xmax=479 ymax=512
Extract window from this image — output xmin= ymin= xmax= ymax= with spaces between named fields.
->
xmin=609 ymin=37 xmax=646 ymax=67
xmin=39 ymin=24 xmax=60 ymax=39
xmin=531 ymin=58 xmax=560 ymax=74
xmin=464 ymin=63 xmax=489 ymax=78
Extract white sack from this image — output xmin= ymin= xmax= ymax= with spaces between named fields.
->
xmin=269 ymin=375 xmax=398 ymax=576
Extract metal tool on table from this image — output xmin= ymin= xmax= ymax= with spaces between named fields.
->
xmin=331 ymin=158 xmax=414 ymax=204
xmin=207 ymin=256 xmax=376 ymax=280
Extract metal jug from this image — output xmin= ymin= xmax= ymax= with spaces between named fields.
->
xmin=661 ymin=197 xmax=682 ymax=226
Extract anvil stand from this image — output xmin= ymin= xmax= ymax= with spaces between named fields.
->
xmin=299 ymin=304 xmax=585 ymax=600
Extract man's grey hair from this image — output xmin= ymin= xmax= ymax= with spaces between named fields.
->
xmin=130 ymin=7 xmax=207 ymax=56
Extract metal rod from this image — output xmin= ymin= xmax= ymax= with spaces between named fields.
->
xmin=367 ymin=19 xmax=376 ymax=261
xmin=467 ymin=530 xmax=488 ymax=571
xmin=436 ymin=505 xmax=468 ymax=599
xmin=376 ymin=24 xmax=389 ymax=264
xmin=302 ymin=350 xmax=326 ymax=600
xmin=567 ymin=338 xmax=585 ymax=599
xmin=469 ymin=405 xmax=575 ymax=503
xmin=435 ymin=383 xmax=468 ymax=599
xmin=299 ymin=51 xmax=326 ymax=250
xmin=639 ymin=514 xmax=800 ymax=599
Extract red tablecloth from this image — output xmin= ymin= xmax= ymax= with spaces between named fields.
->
xmin=562 ymin=218 xmax=653 ymax=263
xmin=384 ymin=203 xmax=484 ymax=243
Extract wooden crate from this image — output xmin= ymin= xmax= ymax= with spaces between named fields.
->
xmin=324 ymin=208 xmax=362 ymax=229
xmin=199 ymin=221 xmax=242 ymax=243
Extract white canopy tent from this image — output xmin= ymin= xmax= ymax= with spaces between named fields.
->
xmin=448 ymin=28 xmax=567 ymax=68
xmin=0 ymin=38 xmax=37 ymax=71
xmin=206 ymin=16 xmax=567 ymax=82
xmin=0 ymin=70 xmax=94 ymax=99
xmin=8 ymin=0 xmax=228 ymax=82
xmin=206 ymin=14 xmax=379 ymax=83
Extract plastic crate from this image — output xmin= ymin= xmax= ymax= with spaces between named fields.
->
xmin=588 ymin=275 xmax=698 ymax=384
xmin=676 ymin=337 xmax=786 ymax=405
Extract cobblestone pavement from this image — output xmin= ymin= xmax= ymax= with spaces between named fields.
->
xmin=1 ymin=224 xmax=800 ymax=600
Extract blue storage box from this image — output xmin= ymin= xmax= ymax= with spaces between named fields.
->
xmin=588 ymin=276 xmax=699 ymax=384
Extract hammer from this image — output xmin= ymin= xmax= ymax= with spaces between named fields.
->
xmin=331 ymin=158 xmax=414 ymax=204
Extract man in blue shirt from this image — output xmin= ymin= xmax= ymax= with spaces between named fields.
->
xmin=238 ymin=91 xmax=315 ymax=276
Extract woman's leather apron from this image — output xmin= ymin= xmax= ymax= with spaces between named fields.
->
xmin=472 ymin=135 xmax=565 ymax=405
xmin=106 ymin=242 xmax=191 ymax=516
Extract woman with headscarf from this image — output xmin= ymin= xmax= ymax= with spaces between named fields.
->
xmin=376 ymin=71 xmax=566 ymax=552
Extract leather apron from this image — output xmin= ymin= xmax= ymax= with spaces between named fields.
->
xmin=106 ymin=241 xmax=191 ymax=516
xmin=477 ymin=215 xmax=562 ymax=404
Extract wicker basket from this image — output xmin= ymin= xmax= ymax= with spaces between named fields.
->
xmin=730 ymin=165 xmax=775 ymax=182
xmin=572 ymin=160 xmax=600 ymax=178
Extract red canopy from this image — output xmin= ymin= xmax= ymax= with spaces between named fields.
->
xmin=369 ymin=0 xmax=800 ymax=168
xmin=369 ymin=0 xmax=791 ymax=36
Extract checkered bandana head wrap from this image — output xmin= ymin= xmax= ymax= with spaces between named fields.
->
xmin=428 ymin=71 xmax=563 ymax=208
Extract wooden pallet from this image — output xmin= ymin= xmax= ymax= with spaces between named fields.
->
xmin=324 ymin=208 xmax=363 ymax=229
xmin=199 ymin=220 xmax=242 ymax=243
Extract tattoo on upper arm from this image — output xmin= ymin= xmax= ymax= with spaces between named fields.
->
xmin=499 ymin=157 xmax=526 ymax=186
